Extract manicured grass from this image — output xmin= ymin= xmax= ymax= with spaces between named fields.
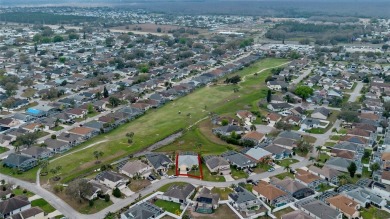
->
xmin=79 ymin=199 xmax=113 ymax=214
xmin=154 ymin=199 xmax=181 ymax=214
xmin=317 ymin=153 xmax=330 ymax=163
xmin=158 ymin=182 xmax=190 ymax=192
xmin=276 ymin=159 xmax=299 ymax=167
xmin=360 ymin=206 xmax=390 ymax=219
xmin=87 ymin=111 xmax=99 ymax=118
xmin=253 ymin=163 xmax=271 ymax=174
xmin=274 ymin=172 xmax=294 ymax=180
xmin=211 ymin=187 xmax=233 ymax=200
xmin=324 ymin=142 xmax=336 ymax=147
xmin=0 ymin=146 xmax=9 ymax=154
xmin=273 ymin=207 xmax=294 ymax=218
xmin=302 ymin=135 xmax=316 ymax=144
xmin=317 ymin=183 xmax=333 ymax=192
xmin=36 ymin=131 xmax=50 ymax=138
xmin=330 ymin=135 xmax=341 ymax=141
xmin=19 ymin=101 xmax=38 ymax=111
xmin=230 ymin=167 xmax=248 ymax=180
xmin=306 ymin=128 xmax=326 ymax=134
xmin=51 ymin=126 xmax=64 ymax=131
xmin=9 ymin=58 xmax=287 ymax=183
xmin=31 ymin=198 xmax=56 ymax=213
xmin=156 ymin=120 xmax=238 ymax=155
xmin=201 ymin=164 xmax=226 ymax=182
xmin=12 ymin=188 xmax=35 ymax=197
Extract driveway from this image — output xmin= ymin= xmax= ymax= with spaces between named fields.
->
xmin=291 ymin=67 xmax=313 ymax=85
xmin=347 ymin=81 xmax=364 ymax=102
xmin=255 ymin=125 xmax=276 ymax=134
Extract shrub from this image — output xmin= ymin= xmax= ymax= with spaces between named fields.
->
xmin=112 ymin=187 xmax=121 ymax=198
xmin=104 ymin=194 xmax=110 ymax=202
xmin=89 ymin=199 xmax=94 ymax=207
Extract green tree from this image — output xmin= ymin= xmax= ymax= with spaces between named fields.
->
xmin=103 ymin=86 xmax=109 ymax=98
xmin=112 ymin=187 xmax=121 ymax=198
xmin=59 ymin=57 xmax=66 ymax=63
xmin=347 ymin=162 xmax=357 ymax=178
xmin=157 ymin=27 xmax=162 ymax=33
xmin=93 ymin=151 xmax=104 ymax=161
xmin=87 ymin=104 xmax=95 ymax=114
xmin=267 ymin=89 xmax=272 ymax=103
xmin=109 ymin=97 xmax=120 ymax=107
xmin=370 ymin=162 xmax=380 ymax=173
xmin=316 ymin=146 xmax=322 ymax=160
xmin=294 ymin=86 xmax=313 ymax=100
xmin=68 ymin=33 xmax=80 ymax=40
xmin=53 ymin=35 xmax=64 ymax=42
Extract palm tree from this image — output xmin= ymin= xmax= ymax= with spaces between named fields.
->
xmin=93 ymin=151 xmax=104 ymax=162
xmin=315 ymin=146 xmax=322 ymax=160
xmin=250 ymin=124 xmax=256 ymax=131
xmin=40 ymin=160 xmax=49 ymax=174
xmin=284 ymin=164 xmax=291 ymax=173
xmin=338 ymin=175 xmax=348 ymax=186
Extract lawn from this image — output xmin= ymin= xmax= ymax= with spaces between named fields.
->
xmin=276 ymin=159 xmax=299 ymax=167
xmin=79 ymin=199 xmax=113 ymax=214
xmin=324 ymin=142 xmax=336 ymax=147
xmin=330 ymin=135 xmax=341 ymax=141
xmin=51 ymin=126 xmax=64 ymax=131
xmin=211 ymin=187 xmax=233 ymax=200
xmin=9 ymin=58 xmax=288 ymax=183
xmin=306 ymin=128 xmax=326 ymax=134
xmin=273 ymin=207 xmax=294 ymax=218
xmin=158 ymin=182 xmax=190 ymax=192
xmin=302 ymin=135 xmax=316 ymax=144
xmin=317 ymin=183 xmax=334 ymax=192
xmin=317 ymin=153 xmax=330 ymax=163
xmin=274 ymin=172 xmax=294 ymax=180
xmin=12 ymin=188 xmax=35 ymax=197
xmin=154 ymin=199 xmax=181 ymax=214
xmin=0 ymin=146 xmax=9 ymax=154
xmin=156 ymin=120 xmax=238 ymax=155
xmin=87 ymin=111 xmax=100 ymax=118
xmin=230 ymin=167 xmax=248 ymax=180
xmin=31 ymin=198 xmax=56 ymax=213
xmin=201 ymin=164 xmax=226 ymax=182
xmin=360 ymin=206 xmax=390 ymax=219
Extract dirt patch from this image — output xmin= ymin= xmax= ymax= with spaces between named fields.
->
xmin=129 ymin=179 xmax=151 ymax=192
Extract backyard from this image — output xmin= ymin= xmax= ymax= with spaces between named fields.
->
xmin=360 ymin=206 xmax=390 ymax=219
xmin=154 ymin=199 xmax=182 ymax=214
xmin=185 ymin=204 xmax=239 ymax=219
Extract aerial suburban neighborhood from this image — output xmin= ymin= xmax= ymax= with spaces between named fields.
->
xmin=0 ymin=2 xmax=390 ymax=219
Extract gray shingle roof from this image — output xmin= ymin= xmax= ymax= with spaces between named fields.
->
xmin=163 ymin=184 xmax=195 ymax=200
xmin=121 ymin=202 xmax=164 ymax=219
xmin=0 ymin=196 xmax=30 ymax=215
xmin=3 ymin=153 xmax=37 ymax=167
xmin=145 ymin=153 xmax=172 ymax=170
xmin=229 ymin=186 xmax=258 ymax=204
xmin=301 ymin=200 xmax=340 ymax=219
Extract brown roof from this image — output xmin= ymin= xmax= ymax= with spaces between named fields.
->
xmin=359 ymin=113 xmax=379 ymax=120
xmin=253 ymin=181 xmax=287 ymax=201
xmin=67 ymin=108 xmax=86 ymax=115
xmin=281 ymin=210 xmax=312 ymax=219
xmin=237 ymin=110 xmax=253 ymax=119
xmin=68 ymin=127 xmax=94 ymax=135
xmin=382 ymin=171 xmax=390 ymax=180
xmin=382 ymin=153 xmax=390 ymax=161
xmin=295 ymin=169 xmax=321 ymax=184
xmin=331 ymin=149 xmax=355 ymax=160
xmin=326 ymin=195 xmax=359 ymax=217
xmin=353 ymin=123 xmax=376 ymax=132
xmin=243 ymin=131 xmax=265 ymax=141
xmin=267 ymin=113 xmax=281 ymax=121
xmin=347 ymin=128 xmax=370 ymax=137
xmin=98 ymin=116 xmax=114 ymax=123
xmin=23 ymin=123 xmax=40 ymax=130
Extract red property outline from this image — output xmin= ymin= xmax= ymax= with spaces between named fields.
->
xmin=175 ymin=154 xmax=203 ymax=180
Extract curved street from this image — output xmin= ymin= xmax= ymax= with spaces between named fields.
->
xmin=0 ymin=157 xmax=310 ymax=219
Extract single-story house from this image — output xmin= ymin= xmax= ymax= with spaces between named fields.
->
xmin=252 ymin=181 xmax=293 ymax=207
xmin=204 ymin=156 xmax=230 ymax=175
xmin=295 ymin=169 xmax=327 ymax=190
xmin=228 ymin=186 xmax=260 ymax=212
xmin=241 ymin=131 xmax=265 ymax=144
xmin=243 ymin=147 xmax=272 ymax=163
xmin=119 ymin=160 xmax=152 ymax=178
xmin=20 ymin=146 xmax=54 ymax=160
xmin=345 ymin=188 xmax=386 ymax=208
xmin=326 ymin=195 xmax=360 ymax=219
xmin=271 ymin=177 xmax=315 ymax=200
xmin=158 ymin=184 xmax=195 ymax=204
xmin=120 ymin=202 xmax=164 ymax=219
xmin=264 ymin=144 xmax=292 ymax=160
xmin=324 ymin=157 xmax=352 ymax=173
xmin=194 ymin=187 xmax=220 ymax=213
xmin=0 ymin=196 xmax=31 ymax=218
xmin=221 ymin=151 xmax=256 ymax=169
xmin=311 ymin=107 xmax=331 ymax=120
xmin=10 ymin=207 xmax=44 ymax=219
xmin=44 ymin=138 xmax=70 ymax=153
xmin=96 ymin=171 xmax=127 ymax=189
xmin=300 ymin=199 xmax=342 ymax=219
xmin=2 ymin=153 xmax=38 ymax=172
xmin=145 ymin=153 xmax=172 ymax=173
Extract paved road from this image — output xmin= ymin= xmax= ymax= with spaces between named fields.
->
xmin=291 ymin=67 xmax=313 ymax=85
xmin=1 ymin=156 xmax=310 ymax=219
xmin=347 ymin=81 xmax=364 ymax=102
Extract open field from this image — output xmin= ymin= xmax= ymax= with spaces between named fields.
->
xmin=0 ymin=58 xmax=287 ymax=184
